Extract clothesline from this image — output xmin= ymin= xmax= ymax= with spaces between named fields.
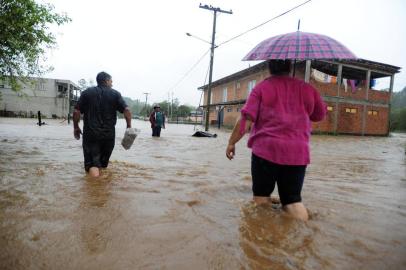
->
xmin=311 ymin=68 xmax=376 ymax=93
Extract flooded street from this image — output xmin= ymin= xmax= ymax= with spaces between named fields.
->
xmin=0 ymin=118 xmax=405 ymax=270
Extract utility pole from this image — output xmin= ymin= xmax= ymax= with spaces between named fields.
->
xmin=167 ymin=92 xmax=170 ymax=119
xmin=170 ymin=91 xmax=174 ymax=121
xmin=199 ymin=3 xmax=232 ymax=131
xmin=143 ymin=92 xmax=150 ymax=117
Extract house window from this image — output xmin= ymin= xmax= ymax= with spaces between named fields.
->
xmin=327 ymin=106 xmax=333 ymax=111
xmin=36 ymin=82 xmax=45 ymax=91
xmin=248 ymin=80 xmax=256 ymax=94
xmin=236 ymin=82 xmax=240 ymax=89
xmin=222 ymin=87 xmax=227 ymax=102
xmin=345 ymin=108 xmax=357 ymax=114
xmin=368 ymin=110 xmax=378 ymax=116
xmin=227 ymin=107 xmax=233 ymax=112
xmin=237 ymin=107 xmax=241 ymax=112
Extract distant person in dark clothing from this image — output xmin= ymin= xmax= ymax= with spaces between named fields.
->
xmin=73 ymin=71 xmax=132 ymax=177
xmin=149 ymin=105 xmax=165 ymax=137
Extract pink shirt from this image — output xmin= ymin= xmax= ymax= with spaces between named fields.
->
xmin=241 ymin=75 xmax=326 ymax=165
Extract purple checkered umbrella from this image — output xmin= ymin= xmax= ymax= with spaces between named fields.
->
xmin=243 ymin=31 xmax=357 ymax=61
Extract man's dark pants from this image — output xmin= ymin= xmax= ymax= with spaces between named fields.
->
xmin=83 ymin=137 xmax=115 ymax=171
xmin=152 ymin=126 xmax=162 ymax=137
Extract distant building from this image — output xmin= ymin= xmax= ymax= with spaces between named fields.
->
xmin=0 ymin=77 xmax=80 ymax=118
xmin=188 ymin=109 xmax=204 ymax=123
xmin=199 ymin=59 xmax=401 ymax=136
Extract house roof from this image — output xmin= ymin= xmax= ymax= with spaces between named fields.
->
xmin=198 ymin=58 xmax=401 ymax=90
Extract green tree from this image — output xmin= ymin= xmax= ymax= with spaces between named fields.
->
xmin=139 ymin=104 xmax=152 ymax=117
xmin=158 ymin=100 xmax=170 ymax=115
xmin=0 ymin=0 xmax=71 ymax=91
xmin=392 ymin=87 xmax=406 ymax=109
xmin=177 ymin=105 xmax=192 ymax=117
xmin=390 ymin=86 xmax=406 ymax=132
xmin=390 ymin=107 xmax=406 ymax=132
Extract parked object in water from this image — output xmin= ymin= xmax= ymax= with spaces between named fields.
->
xmin=192 ymin=131 xmax=217 ymax=138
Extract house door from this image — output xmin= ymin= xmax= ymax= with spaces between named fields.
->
xmin=217 ymin=106 xmax=224 ymax=129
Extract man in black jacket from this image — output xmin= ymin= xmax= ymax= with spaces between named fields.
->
xmin=73 ymin=72 xmax=132 ymax=177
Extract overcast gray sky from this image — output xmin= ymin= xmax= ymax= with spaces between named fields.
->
xmin=48 ymin=0 xmax=406 ymax=106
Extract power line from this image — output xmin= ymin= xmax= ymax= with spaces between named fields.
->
xmin=164 ymin=0 xmax=311 ymax=113
xmin=167 ymin=1 xmax=311 ymax=93
xmin=194 ymin=62 xmax=211 ymax=131
xmin=168 ymin=48 xmax=210 ymax=92
xmin=198 ymin=60 xmax=211 ymax=108
xmin=217 ymin=0 xmax=312 ymax=47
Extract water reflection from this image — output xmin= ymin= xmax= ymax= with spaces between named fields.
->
xmin=79 ymin=173 xmax=113 ymax=254
xmin=239 ymin=202 xmax=314 ymax=269
xmin=81 ymin=173 xmax=113 ymax=208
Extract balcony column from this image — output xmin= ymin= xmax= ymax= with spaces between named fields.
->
xmin=334 ymin=64 xmax=343 ymax=134
xmin=387 ymin=74 xmax=395 ymax=135
xmin=362 ymin=70 xmax=371 ymax=135
xmin=304 ymin=60 xmax=312 ymax=83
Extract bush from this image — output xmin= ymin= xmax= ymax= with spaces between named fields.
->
xmin=390 ymin=107 xmax=406 ymax=131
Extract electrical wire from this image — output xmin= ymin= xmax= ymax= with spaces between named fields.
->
xmin=168 ymin=0 xmax=312 ymax=106
xmin=194 ymin=62 xmax=211 ymax=131
xmin=217 ymin=0 xmax=312 ymax=47
xmin=198 ymin=61 xmax=211 ymax=108
xmin=168 ymin=49 xmax=210 ymax=92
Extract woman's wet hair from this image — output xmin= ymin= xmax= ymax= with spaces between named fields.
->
xmin=268 ymin=60 xmax=291 ymax=75
xmin=96 ymin=72 xmax=112 ymax=85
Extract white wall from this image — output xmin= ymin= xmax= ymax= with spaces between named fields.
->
xmin=0 ymin=78 xmax=74 ymax=118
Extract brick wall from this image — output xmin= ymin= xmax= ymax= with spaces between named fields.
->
xmin=312 ymin=102 xmax=336 ymax=132
xmin=337 ymin=103 xmax=364 ymax=134
xmin=365 ymin=106 xmax=388 ymax=135
xmin=202 ymin=66 xmax=390 ymax=135
xmin=369 ymin=89 xmax=390 ymax=103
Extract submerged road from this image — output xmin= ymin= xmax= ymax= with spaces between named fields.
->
xmin=0 ymin=118 xmax=405 ymax=269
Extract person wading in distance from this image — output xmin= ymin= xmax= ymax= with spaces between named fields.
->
xmin=149 ymin=104 xmax=165 ymax=137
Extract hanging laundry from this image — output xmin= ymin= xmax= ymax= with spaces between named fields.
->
xmin=312 ymin=69 xmax=337 ymax=84
xmin=370 ymin=79 xmax=376 ymax=88
xmin=349 ymin=80 xmax=356 ymax=93
xmin=343 ymin=78 xmax=348 ymax=92
xmin=312 ymin=69 xmax=327 ymax=82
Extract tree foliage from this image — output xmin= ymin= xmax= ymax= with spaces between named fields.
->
xmin=0 ymin=0 xmax=71 ymax=91
xmin=390 ymin=87 xmax=406 ymax=131
xmin=391 ymin=86 xmax=406 ymax=109
xmin=121 ymin=96 xmax=196 ymax=119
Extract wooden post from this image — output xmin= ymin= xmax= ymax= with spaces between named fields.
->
xmin=334 ymin=64 xmax=342 ymax=134
xmin=387 ymin=74 xmax=395 ymax=135
xmin=37 ymin=111 xmax=42 ymax=126
xmin=305 ymin=60 xmax=311 ymax=83
xmin=67 ymin=84 xmax=71 ymax=124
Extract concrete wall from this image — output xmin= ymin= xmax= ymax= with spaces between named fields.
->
xmin=0 ymin=78 xmax=75 ymax=118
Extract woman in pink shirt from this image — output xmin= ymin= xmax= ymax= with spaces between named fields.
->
xmin=226 ymin=60 xmax=326 ymax=221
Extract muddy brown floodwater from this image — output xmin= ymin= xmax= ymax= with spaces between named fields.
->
xmin=0 ymin=118 xmax=405 ymax=270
